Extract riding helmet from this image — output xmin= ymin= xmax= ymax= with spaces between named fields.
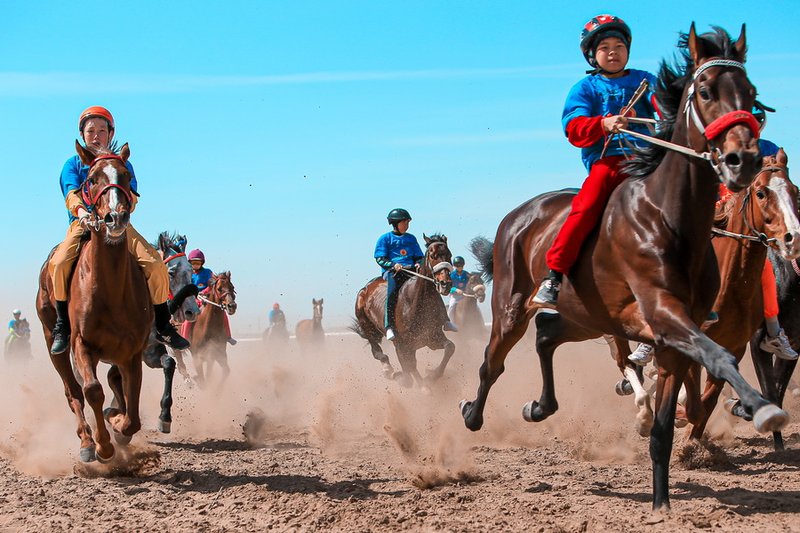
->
xmin=580 ymin=14 xmax=632 ymax=67
xmin=188 ymin=249 xmax=206 ymax=263
xmin=79 ymin=106 xmax=115 ymax=132
xmin=12 ymin=309 xmax=21 ymax=316
xmin=387 ymin=208 xmax=412 ymax=225
xmin=453 ymin=256 xmax=465 ymax=267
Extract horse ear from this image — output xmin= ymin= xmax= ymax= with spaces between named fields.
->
xmin=423 ymin=233 xmax=431 ymax=245
xmin=119 ymin=143 xmax=130 ymax=162
xmin=319 ymin=298 xmax=323 ymax=304
xmin=442 ymin=235 xmax=447 ymax=243
xmin=777 ymin=147 xmax=788 ymax=166
xmin=734 ymin=24 xmax=747 ymax=63
xmin=158 ymin=232 xmax=167 ymax=251
xmin=75 ymin=140 xmax=95 ymax=166
xmin=687 ymin=22 xmax=705 ymax=67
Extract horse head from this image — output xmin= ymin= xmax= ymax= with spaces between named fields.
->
xmin=210 ymin=271 xmax=237 ymax=315
xmin=76 ymin=142 xmax=134 ymax=244
xmin=312 ymin=298 xmax=324 ymax=320
xmin=157 ymin=231 xmax=200 ymax=323
xmin=749 ymin=149 xmax=800 ymax=260
xmin=467 ymin=273 xmax=486 ymax=303
xmin=423 ymin=233 xmax=454 ymax=296
xmin=685 ymin=24 xmax=760 ymax=191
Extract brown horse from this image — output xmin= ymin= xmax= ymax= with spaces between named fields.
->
xmin=187 ymin=272 xmax=237 ymax=388
xmin=682 ymin=150 xmax=800 ymax=440
xmin=36 ymin=142 xmax=151 ymax=463
xmin=460 ymin=26 xmax=786 ymax=510
xmin=295 ymin=298 xmax=324 ymax=347
xmin=353 ymin=234 xmax=455 ymax=387
xmin=450 ymin=272 xmax=487 ymax=340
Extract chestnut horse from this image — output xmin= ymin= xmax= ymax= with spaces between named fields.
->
xmin=295 ymin=298 xmax=324 ymax=347
xmin=681 ymin=150 xmax=800 ymax=441
xmin=187 ymin=271 xmax=237 ymax=388
xmin=36 ymin=142 xmax=150 ymax=463
xmin=353 ymin=234 xmax=455 ymax=387
xmin=460 ymin=26 xmax=786 ymax=510
xmin=451 ymin=272 xmax=487 ymax=340
xmin=141 ymin=231 xmax=199 ymax=432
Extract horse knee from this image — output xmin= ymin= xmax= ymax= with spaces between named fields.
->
xmin=83 ymin=381 xmax=104 ymax=405
xmin=501 ymin=293 xmax=527 ymax=332
xmin=161 ymin=355 xmax=176 ymax=372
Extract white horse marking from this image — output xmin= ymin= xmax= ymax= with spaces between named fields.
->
xmin=102 ymin=164 xmax=121 ymax=211
xmin=769 ymin=176 xmax=800 ymax=236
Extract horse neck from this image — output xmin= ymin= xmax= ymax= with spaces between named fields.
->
xmin=81 ymin=232 xmax=134 ymax=298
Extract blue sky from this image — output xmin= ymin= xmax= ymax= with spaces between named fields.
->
xmin=3 ymin=1 xmax=799 ymax=333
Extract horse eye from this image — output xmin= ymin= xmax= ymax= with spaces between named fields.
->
xmin=756 ymin=190 xmax=766 ymax=200
xmin=698 ymin=87 xmax=711 ymax=101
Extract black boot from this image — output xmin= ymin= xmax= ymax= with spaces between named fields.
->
xmin=50 ymin=300 xmax=71 ymax=355
xmin=153 ymin=303 xmax=190 ymax=350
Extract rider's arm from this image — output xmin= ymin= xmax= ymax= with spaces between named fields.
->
xmin=376 ymin=257 xmax=393 ymax=269
xmin=565 ymin=116 xmax=605 ymax=147
xmin=374 ymin=233 xmax=394 ymax=269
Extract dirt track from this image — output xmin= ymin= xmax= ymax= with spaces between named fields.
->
xmin=1 ymin=331 xmax=799 ymax=532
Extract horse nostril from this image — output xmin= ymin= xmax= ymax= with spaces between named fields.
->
xmin=104 ymin=213 xmax=114 ymax=224
xmin=785 ymin=233 xmax=794 ymax=244
xmin=723 ymin=152 xmax=742 ymax=168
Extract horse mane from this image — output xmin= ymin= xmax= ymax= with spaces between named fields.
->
xmin=624 ymin=26 xmax=741 ymax=179
xmin=152 ymin=231 xmax=185 ymax=251
xmin=425 ymin=233 xmax=447 ymax=246
xmin=85 ymin=142 xmax=121 ymax=156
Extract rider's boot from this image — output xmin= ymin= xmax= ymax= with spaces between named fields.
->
xmin=444 ymin=321 xmax=459 ymax=332
xmin=532 ymin=269 xmax=563 ymax=309
xmin=154 ymin=302 xmax=191 ymax=350
xmin=628 ymin=343 xmax=655 ymax=365
xmin=760 ymin=328 xmax=799 ymax=361
xmin=227 ymin=337 xmax=238 ymax=346
xmin=50 ymin=300 xmax=71 ymax=355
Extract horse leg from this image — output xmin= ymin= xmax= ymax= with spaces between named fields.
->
xmin=393 ymin=345 xmax=422 ymax=388
xmin=105 ymin=364 xmax=127 ymax=416
xmin=522 ymin=310 xmax=568 ymax=423
xmin=73 ymin=340 xmax=114 ymax=462
xmin=216 ymin=351 xmax=231 ymax=390
xmin=772 ymin=356 xmax=798 ymax=451
xmin=426 ymin=336 xmax=455 ymax=382
xmin=460 ymin=292 xmax=531 ymax=431
xmin=158 ymin=354 xmax=176 ymax=433
xmin=49 ymin=350 xmax=95 ymax=461
xmin=192 ymin=352 xmax=206 ymax=389
xmin=650 ymin=357 xmax=690 ymax=512
xmin=368 ymin=338 xmax=394 ymax=379
xmin=173 ymin=349 xmax=193 ymax=383
xmin=607 ymin=336 xmax=653 ymax=436
xmin=106 ymin=355 xmax=143 ymax=442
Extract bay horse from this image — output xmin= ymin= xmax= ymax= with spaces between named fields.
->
xmin=36 ymin=142 xmax=150 ymax=463
xmin=459 ymin=26 xmax=786 ymax=510
xmin=353 ymin=234 xmax=455 ymax=387
xmin=295 ymin=298 xmax=324 ymax=347
xmin=681 ymin=149 xmax=800 ymax=442
xmin=450 ymin=272 xmax=487 ymax=340
xmin=141 ymin=231 xmax=200 ymax=432
xmin=187 ymin=271 xmax=237 ymax=388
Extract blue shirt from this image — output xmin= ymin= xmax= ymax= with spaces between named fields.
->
xmin=374 ymin=231 xmax=424 ymax=270
xmin=268 ymin=309 xmax=285 ymax=325
xmin=192 ymin=267 xmax=213 ymax=291
xmin=759 ymin=139 xmax=779 ymax=157
xmin=450 ymin=269 xmax=469 ymax=297
xmin=562 ymin=69 xmax=658 ymax=171
xmin=60 ymin=155 xmax=138 ymax=223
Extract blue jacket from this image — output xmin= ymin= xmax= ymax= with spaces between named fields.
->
xmin=374 ymin=231 xmax=424 ymax=271
xmin=759 ymin=139 xmax=779 ymax=157
xmin=562 ymin=69 xmax=658 ymax=171
xmin=60 ymin=155 xmax=138 ymax=223
xmin=192 ymin=267 xmax=213 ymax=291
xmin=450 ymin=269 xmax=469 ymax=297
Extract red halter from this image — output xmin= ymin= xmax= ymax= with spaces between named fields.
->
xmin=80 ymin=155 xmax=134 ymax=210
xmin=703 ymin=110 xmax=761 ymax=142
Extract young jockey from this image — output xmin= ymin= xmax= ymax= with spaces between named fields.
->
xmin=268 ymin=303 xmax=286 ymax=328
xmin=181 ymin=249 xmax=237 ymax=346
xmin=533 ymin=15 xmax=658 ymax=307
xmin=629 ymin=139 xmax=798 ymax=364
xmin=48 ymin=106 xmax=189 ymax=354
xmin=5 ymin=309 xmax=29 ymax=353
xmin=448 ymin=256 xmax=470 ymax=320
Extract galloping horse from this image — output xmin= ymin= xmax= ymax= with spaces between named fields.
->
xmin=353 ymin=234 xmax=455 ymax=387
xmin=141 ymin=231 xmax=200 ymax=432
xmin=450 ymin=272 xmax=487 ymax=339
xmin=295 ymin=298 xmax=324 ymax=347
xmin=4 ymin=318 xmax=31 ymax=362
xmin=460 ymin=26 xmax=786 ymax=510
xmin=36 ymin=142 xmax=150 ymax=463
xmin=188 ymin=271 xmax=237 ymax=388
xmin=681 ymin=150 xmax=800 ymax=441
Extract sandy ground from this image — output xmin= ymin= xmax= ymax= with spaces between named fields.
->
xmin=1 ymin=327 xmax=799 ymax=532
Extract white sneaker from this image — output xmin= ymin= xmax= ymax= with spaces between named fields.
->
xmin=760 ymin=329 xmax=799 ymax=361
xmin=628 ymin=343 xmax=655 ymax=365
xmin=386 ymin=328 xmax=396 ymax=341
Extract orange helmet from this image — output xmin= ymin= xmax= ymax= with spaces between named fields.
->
xmin=79 ymin=106 xmax=115 ymax=132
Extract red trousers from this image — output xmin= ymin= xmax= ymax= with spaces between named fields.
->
xmin=180 ymin=308 xmax=232 ymax=342
xmin=546 ymin=156 xmax=627 ymax=274
xmin=763 ymin=259 xmax=779 ymax=319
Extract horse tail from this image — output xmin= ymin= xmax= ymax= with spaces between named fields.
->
xmin=470 ymin=236 xmax=494 ymax=283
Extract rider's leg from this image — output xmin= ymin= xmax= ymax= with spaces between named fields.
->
xmin=127 ymin=225 xmax=190 ymax=350
xmin=384 ymin=270 xmax=398 ymax=340
xmin=534 ymin=156 xmax=627 ymax=308
xmin=180 ymin=320 xmax=195 ymax=345
xmin=223 ymin=314 xmax=237 ymax=345
xmin=760 ymin=259 xmax=798 ymax=360
xmin=48 ymin=221 xmax=85 ymax=354
xmin=447 ymin=296 xmax=458 ymax=320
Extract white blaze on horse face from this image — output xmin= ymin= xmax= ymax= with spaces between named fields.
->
xmin=102 ymin=164 xmax=122 ymax=212
xmin=769 ymin=176 xmax=800 ymax=236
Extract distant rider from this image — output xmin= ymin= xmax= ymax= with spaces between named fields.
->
xmin=180 ymin=249 xmax=237 ymax=346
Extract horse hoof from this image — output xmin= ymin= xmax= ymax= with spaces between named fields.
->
xmin=459 ymin=400 xmax=471 ymax=417
xmin=113 ymin=432 xmax=132 ymax=445
xmin=754 ymin=404 xmax=789 ymax=433
xmin=103 ymin=407 xmax=120 ymax=422
xmin=522 ymin=401 xmax=548 ymax=423
xmin=615 ymin=379 xmax=633 ymax=396
xmin=95 ymin=448 xmax=115 ymax=464
xmin=381 ymin=363 xmax=394 ymax=380
xmin=79 ymin=446 xmax=97 ymax=463
xmin=159 ymin=420 xmax=172 ymax=434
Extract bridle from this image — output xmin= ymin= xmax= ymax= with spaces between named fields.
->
xmin=79 ymin=155 xmax=134 ymax=230
xmin=401 ymin=242 xmax=454 ymax=294
xmin=199 ymin=276 xmax=236 ymax=312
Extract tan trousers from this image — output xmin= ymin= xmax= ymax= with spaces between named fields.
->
xmin=48 ymin=221 xmax=168 ymax=303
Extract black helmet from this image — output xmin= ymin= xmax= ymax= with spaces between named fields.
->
xmin=580 ymin=14 xmax=631 ymax=67
xmin=453 ymin=256 xmax=465 ymax=267
xmin=387 ymin=208 xmax=412 ymax=225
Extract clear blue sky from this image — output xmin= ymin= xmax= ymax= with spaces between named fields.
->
xmin=3 ymin=1 xmax=799 ymax=333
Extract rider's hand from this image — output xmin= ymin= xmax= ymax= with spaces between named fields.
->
xmin=393 ymin=263 xmax=403 ymax=272
xmin=602 ymin=115 xmax=629 ymax=134
xmin=414 ymin=263 xmax=421 ymax=272
xmin=77 ymin=208 xmax=91 ymax=227
xmin=456 ymin=289 xmax=464 ymax=296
